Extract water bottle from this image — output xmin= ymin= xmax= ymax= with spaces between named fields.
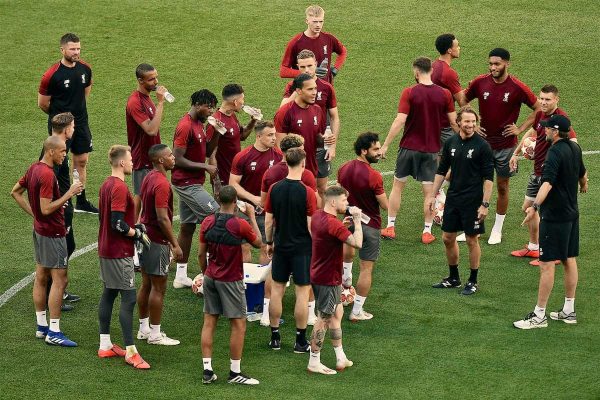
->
xmin=236 ymin=200 xmax=247 ymax=213
xmin=242 ymin=105 xmax=263 ymax=121
xmin=73 ymin=169 xmax=80 ymax=185
xmin=207 ymin=116 xmax=227 ymax=134
xmin=163 ymin=91 xmax=175 ymax=103
xmin=323 ymin=125 xmax=333 ymax=150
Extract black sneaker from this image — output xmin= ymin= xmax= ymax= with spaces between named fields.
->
xmin=269 ymin=338 xmax=281 ymax=350
xmin=61 ymin=302 xmax=74 ymax=312
xmin=432 ymin=277 xmax=461 ymax=288
xmin=293 ymin=342 xmax=310 ymax=354
xmin=202 ymin=370 xmax=217 ymax=384
xmin=228 ymin=371 xmax=259 ymax=385
xmin=75 ymin=200 xmax=99 ymax=214
xmin=63 ymin=292 xmax=81 ymax=303
xmin=460 ymin=281 xmax=478 ymax=295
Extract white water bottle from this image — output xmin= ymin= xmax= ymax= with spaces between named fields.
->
xmin=163 ymin=91 xmax=175 ymax=103
xmin=236 ymin=200 xmax=247 ymax=212
xmin=242 ymin=105 xmax=263 ymax=121
xmin=207 ymin=116 xmax=227 ymax=134
xmin=73 ymin=169 xmax=80 ymax=185
xmin=323 ymin=125 xmax=333 ymax=150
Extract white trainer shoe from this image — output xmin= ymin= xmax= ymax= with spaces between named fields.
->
xmin=336 ymin=358 xmax=354 ymax=371
xmin=549 ymin=309 xmax=577 ymax=324
xmin=136 ymin=329 xmax=151 ymax=340
xmin=307 ymin=362 xmax=337 ymax=375
xmin=147 ymin=332 xmax=180 ymax=345
xmin=456 ymin=233 xmax=466 ymax=242
xmin=488 ymin=230 xmax=502 ymax=245
xmin=513 ymin=312 xmax=548 ymax=330
xmin=348 ymin=310 xmax=373 ymax=322
xmin=173 ymin=276 xmax=193 ymax=289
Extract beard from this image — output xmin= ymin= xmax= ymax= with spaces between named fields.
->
xmin=365 ymin=154 xmax=380 ymax=164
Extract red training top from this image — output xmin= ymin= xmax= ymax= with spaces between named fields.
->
xmin=172 ymin=113 xmax=208 ymax=187
xmin=98 ymin=176 xmax=135 ymax=258
xmin=140 ymin=169 xmax=173 ymax=244
xmin=261 ymin=161 xmax=317 ymax=194
xmin=206 ymin=110 xmax=243 ymax=184
xmin=283 ymin=78 xmax=337 ymax=118
xmin=431 ymin=59 xmax=462 ymax=128
xmin=126 ymin=91 xmax=162 ymax=170
xmin=310 ymin=209 xmax=351 ymax=286
xmin=231 ymin=145 xmax=283 ymax=197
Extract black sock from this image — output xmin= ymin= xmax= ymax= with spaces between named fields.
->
xmin=270 ymin=327 xmax=280 ymax=340
xmin=469 ymin=268 xmax=479 ymax=283
xmin=296 ymin=328 xmax=307 ymax=345
xmin=77 ymin=189 xmax=87 ymax=203
xmin=449 ymin=265 xmax=459 ymax=280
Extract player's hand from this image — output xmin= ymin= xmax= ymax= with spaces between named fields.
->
xmin=155 ymin=86 xmax=167 ymax=102
xmin=475 ymin=125 xmax=487 ymax=138
xmin=342 ymin=216 xmax=353 ymax=228
xmin=502 ymin=123 xmax=520 ymax=137
xmin=171 ymin=244 xmax=184 ymax=262
xmin=205 ymin=164 xmax=218 ymax=178
xmin=249 ymin=107 xmax=262 ymax=121
xmin=242 ymin=201 xmax=256 ymax=217
xmin=325 ymin=145 xmax=336 ymax=161
xmin=68 ymin=182 xmax=84 ymax=197
xmin=266 ymin=243 xmax=274 ymax=259
xmin=580 ymin=178 xmax=588 ymax=193
xmin=521 ymin=207 xmax=536 ymax=226
xmin=477 ymin=205 xmax=489 ymax=222
xmin=133 ymin=226 xmax=151 ymax=249
xmin=380 ymin=144 xmax=389 ymax=160
xmin=426 ymin=196 xmax=436 ymax=212
xmin=509 ymin=155 xmax=519 ymax=172
xmin=331 ymin=67 xmax=339 ymax=77
xmin=315 ymin=66 xmax=328 ymax=78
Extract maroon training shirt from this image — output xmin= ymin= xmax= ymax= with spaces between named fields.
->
xmin=206 ymin=110 xmax=243 ymax=184
xmin=171 ymin=113 xmax=208 ymax=187
xmin=231 ymin=145 xmax=283 ymax=197
xmin=310 ymin=209 xmax=351 ymax=286
xmin=261 ymin=161 xmax=317 ymax=194
xmin=337 ymin=159 xmax=385 ymax=229
xmin=431 ymin=59 xmax=462 ymax=128
xmin=18 ymin=162 xmax=66 ymax=237
xmin=397 ymin=84 xmax=455 ymax=153
xmin=274 ymin=101 xmax=325 ymax=176
xmin=464 ymin=74 xmax=537 ymax=150
xmin=140 ymin=169 xmax=173 ymax=244
xmin=200 ymin=214 xmax=257 ymax=282
xmin=98 ymin=176 xmax=135 ymax=258
xmin=126 ymin=91 xmax=162 ymax=170
xmin=283 ymin=78 xmax=337 ymax=118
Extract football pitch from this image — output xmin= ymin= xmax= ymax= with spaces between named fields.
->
xmin=1 ymin=0 xmax=599 ymax=398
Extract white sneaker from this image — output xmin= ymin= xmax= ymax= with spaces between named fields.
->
xmin=456 ymin=233 xmax=466 ymax=242
xmin=147 ymin=332 xmax=180 ymax=345
xmin=136 ymin=329 xmax=151 ymax=340
xmin=259 ymin=316 xmax=270 ymax=327
xmin=488 ymin=230 xmax=502 ymax=245
xmin=307 ymin=315 xmax=317 ymax=326
xmin=513 ymin=312 xmax=548 ymax=330
xmin=336 ymin=358 xmax=354 ymax=371
xmin=549 ymin=310 xmax=577 ymax=324
xmin=348 ymin=310 xmax=373 ymax=322
xmin=173 ymin=276 xmax=193 ymax=289
xmin=307 ymin=362 xmax=337 ymax=375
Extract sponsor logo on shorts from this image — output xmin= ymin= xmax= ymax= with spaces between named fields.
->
xmin=473 ymin=220 xmax=480 ymax=230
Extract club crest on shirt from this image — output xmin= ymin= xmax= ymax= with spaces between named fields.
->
xmin=229 ymin=128 xmax=234 ymax=135
xmin=451 ymin=148 xmax=456 ymax=157
xmin=81 ymin=74 xmax=86 ymax=84
xmin=503 ymin=92 xmax=510 ymax=102
xmin=250 ymin=161 xmax=257 ymax=171
xmin=269 ymin=160 xmax=274 ymax=167
xmin=297 ymin=119 xmax=303 ymax=126
xmin=63 ymin=79 xmax=70 ymax=88
xmin=148 ymin=107 xmax=153 ymax=114
xmin=483 ymin=91 xmax=489 ymax=100
xmin=317 ymin=91 xmax=322 ymax=101
xmin=467 ymin=149 xmax=474 ymax=159
xmin=323 ymin=45 xmax=328 ymax=55
xmin=313 ymin=116 xmax=318 ymax=125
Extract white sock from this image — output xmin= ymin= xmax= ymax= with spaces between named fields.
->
xmin=342 ymin=262 xmax=353 ymax=286
xmin=308 ymin=300 xmax=316 ymax=319
xmin=261 ymin=298 xmax=270 ymax=321
xmin=176 ymin=263 xmax=188 ymax=279
xmin=36 ymin=311 xmax=47 ymax=326
xmin=387 ymin=216 xmax=396 ymax=228
xmin=139 ymin=317 xmax=150 ymax=332
xmin=309 ymin=350 xmax=320 ymax=366
xmin=126 ymin=345 xmax=138 ymax=357
xmin=333 ymin=345 xmax=347 ymax=362
xmin=352 ymin=295 xmax=366 ymax=315
xmin=99 ymin=334 xmax=112 ymax=350
xmin=492 ymin=213 xmax=506 ymax=233
xmin=423 ymin=222 xmax=433 ymax=234
xmin=534 ymin=305 xmax=545 ymax=319
xmin=203 ymin=357 xmax=213 ymax=371
xmin=230 ymin=359 xmax=241 ymax=374
xmin=563 ymin=298 xmax=575 ymax=314
xmin=527 ymin=242 xmax=539 ymax=251
xmin=133 ymin=250 xmax=140 ymax=267
xmin=150 ymin=324 xmax=160 ymax=337
xmin=49 ymin=318 xmax=60 ymax=333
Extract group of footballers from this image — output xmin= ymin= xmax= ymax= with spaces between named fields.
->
xmin=11 ymin=3 xmax=588 ymax=386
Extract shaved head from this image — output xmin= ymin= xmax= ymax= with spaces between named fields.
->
xmin=43 ymin=135 xmax=66 ymax=153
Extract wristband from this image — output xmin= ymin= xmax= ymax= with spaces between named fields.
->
xmin=532 ymin=203 xmax=539 ymax=212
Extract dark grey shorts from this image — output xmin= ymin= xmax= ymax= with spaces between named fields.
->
xmin=394 ymin=148 xmax=437 ymax=183
xmin=358 ymin=224 xmax=381 ymax=261
xmin=133 ymin=168 xmax=151 ymax=195
xmin=33 ymin=231 xmax=68 ymax=269
xmin=493 ymin=147 xmax=517 ymax=178
xmin=312 ymin=284 xmax=341 ymax=316
xmin=203 ymin=276 xmax=247 ymax=319
xmin=439 ymin=127 xmax=455 ymax=156
xmin=525 ymin=173 xmax=541 ymax=201
xmin=316 ymin=147 xmax=331 ymax=178
xmin=173 ymin=184 xmax=219 ymax=224
xmin=100 ymin=257 xmax=135 ymax=290
xmin=140 ymin=242 xmax=170 ymax=276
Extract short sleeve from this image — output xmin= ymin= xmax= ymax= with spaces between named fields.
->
xmin=326 ymin=84 xmax=337 ymax=109
xmin=238 ymin=218 xmax=258 ymax=243
xmin=283 ymin=82 xmax=294 ymax=98
xmin=154 ymin=181 xmax=171 ymax=209
xmin=370 ymin=169 xmax=385 ymax=195
xmin=274 ymin=105 xmax=290 ymax=133
xmin=111 ymin=183 xmax=128 ymax=212
xmin=230 ymin=152 xmax=244 ymax=176
xmin=264 ymin=184 xmax=274 ymax=213
xmin=397 ymin=87 xmax=411 ymax=114
xmin=444 ymin=89 xmax=455 ymax=112
xmin=39 ymin=170 xmax=55 ymax=199
xmin=306 ymin=187 xmax=317 ymax=216
xmin=464 ymin=78 xmax=478 ymax=102
xmin=329 ymin=218 xmax=351 ymax=243
xmin=173 ymin=120 xmax=190 ymax=149
xmin=18 ymin=174 xmax=27 ymax=188
xmin=127 ymin=96 xmax=151 ymax=127
xmin=541 ymin=147 xmax=560 ymax=185
xmin=302 ymin=170 xmax=317 ymax=191
xmin=481 ymin=142 xmax=495 ymax=182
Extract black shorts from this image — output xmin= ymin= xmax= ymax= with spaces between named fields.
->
xmin=69 ymin=123 xmax=93 ymax=155
xmin=271 ymin=252 xmax=311 ymax=285
xmin=442 ymin=202 xmax=485 ymax=236
xmin=539 ymin=218 xmax=579 ymax=262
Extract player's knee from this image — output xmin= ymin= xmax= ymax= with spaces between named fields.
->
xmin=442 ymin=233 xmax=455 ymax=246
xmin=465 ymin=235 xmax=479 ymax=248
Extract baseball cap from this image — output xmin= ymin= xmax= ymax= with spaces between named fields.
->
xmin=540 ymin=114 xmax=571 ymax=132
